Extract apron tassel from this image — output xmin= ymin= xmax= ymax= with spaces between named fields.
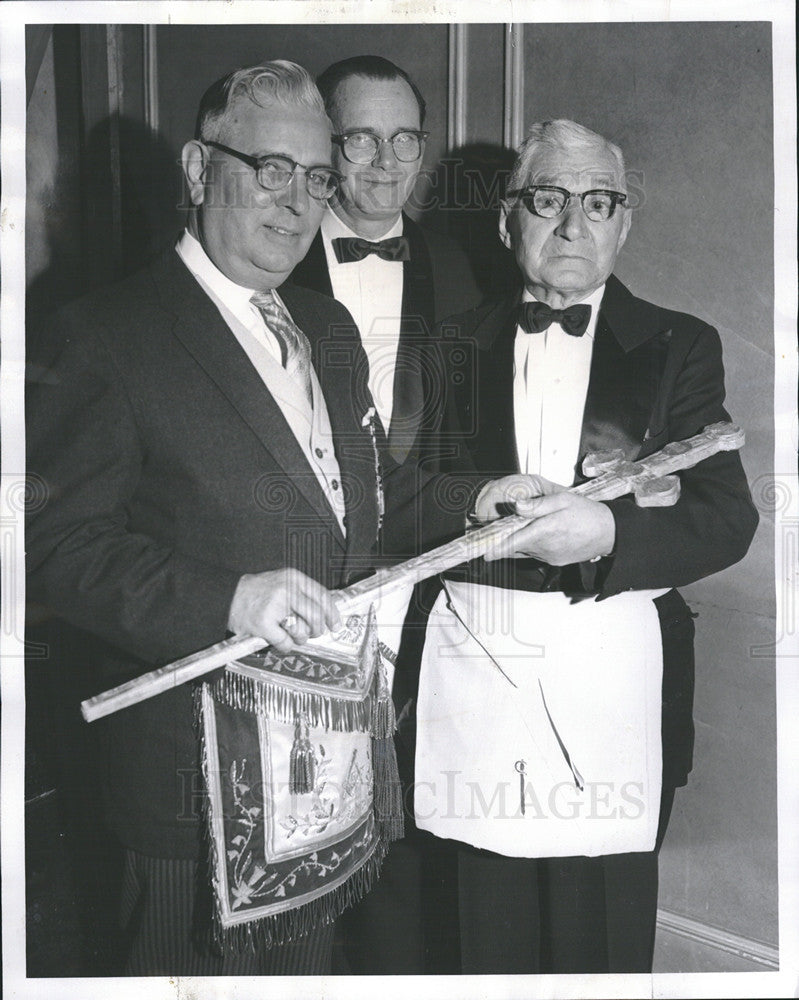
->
xmin=289 ymin=715 xmax=317 ymax=794
xmin=370 ymin=637 xmax=402 ymax=837
xmin=371 ymin=649 xmax=396 ymax=740
xmin=372 ymin=735 xmax=404 ymax=841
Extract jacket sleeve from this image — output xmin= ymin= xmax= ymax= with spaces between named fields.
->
xmin=26 ymin=317 xmax=241 ymax=667
xmin=598 ymin=324 xmax=758 ymax=595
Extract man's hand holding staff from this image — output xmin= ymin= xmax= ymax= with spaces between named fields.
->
xmin=81 ymin=422 xmax=744 ymax=723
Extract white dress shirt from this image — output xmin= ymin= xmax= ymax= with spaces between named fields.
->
xmin=513 ymin=284 xmax=606 ymax=487
xmin=320 ymin=209 xmax=405 ymax=433
xmin=176 ymin=230 xmax=347 ymax=534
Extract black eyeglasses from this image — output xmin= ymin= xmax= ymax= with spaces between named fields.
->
xmin=205 ymin=141 xmax=341 ymax=201
xmin=331 ymin=130 xmax=429 ymax=165
xmin=507 ymin=185 xmax=627 ymax=222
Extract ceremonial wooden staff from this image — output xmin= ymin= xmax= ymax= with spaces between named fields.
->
xmin=81 ymin=421 xmax=744 ymax=723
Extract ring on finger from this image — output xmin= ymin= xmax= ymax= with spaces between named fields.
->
xmin=280 ymin=614 xmax=299 ymax=632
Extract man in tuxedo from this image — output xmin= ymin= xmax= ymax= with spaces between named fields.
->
xmin=418 ymin=119 xmax=758 ymax=974
xmin=26 ymin=61 xmax=388 ymax=976
xmin=291 ymin=54 xmax=481 ymax=484
xmin=288 ymin=55 xmax=483 ymax=974
xmin=285 ymin=53 xmax=485 ymax=973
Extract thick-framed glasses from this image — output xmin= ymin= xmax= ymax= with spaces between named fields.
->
xmin=205 ymin=141 xmax=342 ymax=200
xmin=331 ymin=130 xmax=429 ymax=164
xmin=508 ymin=185 xmax=627 ymax=222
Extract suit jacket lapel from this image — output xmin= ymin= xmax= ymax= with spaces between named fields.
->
xmin=383 ymin=215 xmax=435 ymax=464
xmin=286 ymin=231 xmax=333 ymax=298
xmin=280 ymin=285 xmax=379 ymax=561
xmin=400 ymin=214 xmax=436 ymax=331
xmin=154 ymin=251 xmax=347 ymax=549
xmin=485 ymin=298 xmax=522 ymax=474
xmin=459 ymin=294 xmax=521 ymax=475
xmin=577 ymin=275 xmax=673 ymax=479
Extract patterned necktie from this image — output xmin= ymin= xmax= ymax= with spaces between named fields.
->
xmin=331 ymin=235 xmax=411 ymax=263
xmin=250 ymin=290 xmax=313 ymax=406
xmin=517 ymin=301 xmax=592 ymax=337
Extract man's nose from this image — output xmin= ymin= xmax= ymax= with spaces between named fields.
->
xmin=372 ymin=138 xmax=397 ymax=170
xmin=275 ymin=171 xmax=310 ymax=213
xmin=554 ymin=198 xmax=588 ymax=240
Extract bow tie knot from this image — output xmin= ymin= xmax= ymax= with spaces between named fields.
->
xmin=332 ymin=235 xmax=411 ymax=264
xmin=517 ymin=301 xmax=592 ymax=337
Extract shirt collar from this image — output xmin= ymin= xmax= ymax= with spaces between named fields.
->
xmin=177 ymin=229 xmax=266 ymax=324
xmin=321 ymin=207 xmax=404 ymax=246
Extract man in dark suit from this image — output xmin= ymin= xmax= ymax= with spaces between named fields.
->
xmin=25 ymin=61 xmax=387 ymax=976
xmin=416 ymin=119 xmax=758 ymax=974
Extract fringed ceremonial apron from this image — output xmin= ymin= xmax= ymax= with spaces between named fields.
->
xmin=197 ymin=607 xmax=403 ymax=951
xmin=415 ymin=581 xmax=665 ymax=858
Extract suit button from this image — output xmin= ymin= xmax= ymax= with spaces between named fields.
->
xmin=332 ymin=479 xmax=339 ymax=490
xmin=315 ymin=447 xmax=324 ymax=458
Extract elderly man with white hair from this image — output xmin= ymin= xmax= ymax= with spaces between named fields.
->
xmin=412 ymin=118 xmax=757 ymax=974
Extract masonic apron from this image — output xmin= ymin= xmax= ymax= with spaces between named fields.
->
xmin=415 ymin=581 xmax=666 ymax=858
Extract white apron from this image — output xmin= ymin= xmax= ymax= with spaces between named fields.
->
xmin=414 ymin=581 xmax=665 ymax=858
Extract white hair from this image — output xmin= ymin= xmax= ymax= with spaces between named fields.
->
xmin=508 ymin=119 xmax=626 ymax=192
xmin=196 ymin=60 xmax=330 ymax=143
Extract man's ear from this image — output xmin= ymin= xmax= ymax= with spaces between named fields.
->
xmin=182 ymin=140 xmax=208 ymax=207
xmin=498 ymin=200 xmax=514 ymax=251
xmin=616 ymin=205 xmax=632 ymax=251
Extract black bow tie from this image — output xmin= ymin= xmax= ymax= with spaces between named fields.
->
xmin=517 ymin=301 xmax=592 ymax=337
xmin=332 ymin=235 xmax=411 ymax=264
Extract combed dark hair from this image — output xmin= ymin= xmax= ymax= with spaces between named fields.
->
xmin=316 ymin=55 xmax=426 ymax=127
xmin=195 ymin=60 xmax=328 ymax=142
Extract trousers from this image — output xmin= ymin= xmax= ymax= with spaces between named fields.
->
xmin=452 ymin=786 xmax=676 ymax=974
xmin=119 ymin=850 xmax=335 ymax=976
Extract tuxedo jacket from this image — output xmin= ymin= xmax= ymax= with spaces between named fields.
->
xmin=26 ymin=247 xmax=384 ymax=858
xmin=290 ymin=213 xmax=482 ymax=473
xmin=437 ymin=274 xmax=759 ymax=787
